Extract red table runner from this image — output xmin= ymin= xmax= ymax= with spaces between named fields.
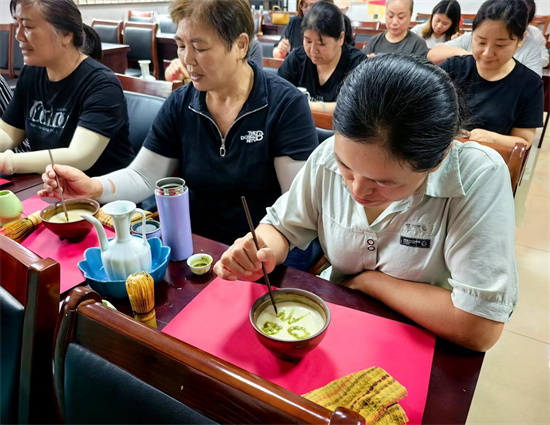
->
xmin=21 ymin=196 xmax=114 ymax=293
xmin=163 ymin=278 xmax=436 ymax=424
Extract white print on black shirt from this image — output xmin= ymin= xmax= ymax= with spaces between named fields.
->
xmin=28 ymin=101 xmax=69 ymax=130
xmin=241 ymin=130 xmax=264 ymax=143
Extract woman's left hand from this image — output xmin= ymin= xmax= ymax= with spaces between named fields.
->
xmin=468 ymin=128 xmax=495 ymax=143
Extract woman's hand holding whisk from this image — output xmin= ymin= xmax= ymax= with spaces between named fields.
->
xmin=39 ymin=164 xmax=102 ymax=200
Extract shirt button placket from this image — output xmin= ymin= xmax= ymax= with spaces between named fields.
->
xmin=365 ymin=234 xmax=377 ymax=269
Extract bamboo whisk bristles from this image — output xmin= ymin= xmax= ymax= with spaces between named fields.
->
xmin=1 ymin=211 xmax=42 ymax=242
xmin=126 ymin=271 xmax=157 ymax=328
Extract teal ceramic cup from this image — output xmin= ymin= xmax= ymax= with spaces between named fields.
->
xmin=0 ymin=190 xmax=23 ymax=226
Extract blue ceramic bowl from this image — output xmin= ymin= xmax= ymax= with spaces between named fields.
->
xmin=78 ymin=237 xmax=171 ymax=298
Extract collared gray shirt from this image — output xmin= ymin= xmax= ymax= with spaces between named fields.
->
xmin=262 ymin=137 xmax=518 ymax=322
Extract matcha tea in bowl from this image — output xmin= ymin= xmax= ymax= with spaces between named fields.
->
xmin=250 ymin=288 xmax=331 ymax=362
xmin=40 ymin=198 xmax=100 ymax=242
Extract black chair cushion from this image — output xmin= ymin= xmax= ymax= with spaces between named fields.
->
xmin=125 ymin=27 xmax=154 ymax=61
xmin=64 ymin=343 xmax=217 ymax=424
xmin=12 ymin=42 xmax=23 ymax=72
xmin=123 ymin=91 xmax=165 ymax=152
xmin=259 ymin=40 xmax=274 ymax=58
xmin=316 ymin=127 xmax=334 ymax=143
xmin=0 ymin=30 xmax=9 ymax=69
xmin=93 ymin=25 xmax=119 ymax=44
xmin=0 ymin=286 xmax=24 ymax=425
xmin=159 ymin=19 xmax=177 ymax=34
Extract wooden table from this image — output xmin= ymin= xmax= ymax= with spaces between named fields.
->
xmin=107 ymin=233 xmax=484 ymax=425
xmin=11 ymin=177 xmax=485 ymax=424
xmin=1 ymin=173 xmax=43 ymax=197
xmin=101 ymin=42 xmax=131 ymax=74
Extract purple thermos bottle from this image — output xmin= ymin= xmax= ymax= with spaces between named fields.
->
xmin=155 ymin=177 xmax=193 ymax=261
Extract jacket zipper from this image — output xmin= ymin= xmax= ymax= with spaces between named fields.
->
xmin=189 ymin=104 xmax=268 ymax=157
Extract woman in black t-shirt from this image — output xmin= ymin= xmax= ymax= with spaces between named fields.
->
xmin=272 ymin=0 xmax=334 ymax=59
xmin=440 ymin=0 xmax=543 ymax=148
xmin=0 ymin=0 xmax=133 ymax=176
xmin=277 ymin=1 xmax=366 ymax=114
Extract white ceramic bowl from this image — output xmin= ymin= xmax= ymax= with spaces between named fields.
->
xmin=187 ymin=253 xmax=213 ymax=275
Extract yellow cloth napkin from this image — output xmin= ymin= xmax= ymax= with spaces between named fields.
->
xmin=302 ymin=367 xmax=408 ymax=425
xmin=95 ymin=209 xmax=153 ymax=230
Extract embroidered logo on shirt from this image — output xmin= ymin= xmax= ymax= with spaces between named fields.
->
xmin=241 ymin=130 xmax=264 ymax=143
xmin=400 ymin=236 xmax=431 ymax=248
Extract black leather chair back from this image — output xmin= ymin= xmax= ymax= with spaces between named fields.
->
xmin=64 ymin=343 xmax=217 ymax=424
xmin=94 ymin=25 xmax=119 ymax=44
xmin=124 ymin=91 xmax=165 ymax=152
xmin=0 ymin=25 xmax=11 ymax=72
xmin=259 ymin=40 xmax=273 ymax=58
xmin=0 ymin=287 xmax=24 ymax=425
xmin=158 ymin=18 xmax=177 ymax=34
xmin=316 ymin=127 xmax=334 ymax=144
xmin=125 ymin=26 xmax=155 ymax=61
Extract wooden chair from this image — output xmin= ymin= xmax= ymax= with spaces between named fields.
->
xmin=116 ymin=73 xmax=182 ymax=98
xmin=157 ymin=14 xmax=177 ymax=34
xmin=354 ymin=27 xmax=383 ymax=49
xmin=460 ymin=14 xmax=476 ymax=26
xmin=128 ymin=10 xmax=155 ymax=23
xmin=379 ymin=22 xmax=387 ymax=30
xmin=54 ymin=286 xmax=366 ymax=425
xmin=409 ymin=21 xmax=423 ymax=28
xmin=91 ymin=19 xmax=123 ymax=44
xmin=415 ymin=13 xmax=431 ymax=22
xmin=0 ymin=234 xmax=60 ymax=424
xmin=123 ymin=21 xmax=160 ymax=80
xmin=351 ymin=20 xmax=380 ymax=30
xmin=531 ymin=15 xmax=550 ymax=41
xmin=312 ymin=110 xmax=333 ymax=130
xmin=0 ymin=23 xmax=14 ymax=78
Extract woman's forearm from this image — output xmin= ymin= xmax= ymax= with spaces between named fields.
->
xmin=344 ymin=270 xmax=504 ymax=351
xmin=427 ymin=45 xmax=471 ymax=64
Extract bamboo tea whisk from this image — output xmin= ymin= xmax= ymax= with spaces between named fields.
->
xmin=1 ymin=211 xmax=42 ymax=242
xmin=126 ymin=271 xmax=157 ymax=328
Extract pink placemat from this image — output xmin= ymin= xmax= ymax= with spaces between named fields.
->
xmin=21 ymin=196 xmax=114 ymax=294
xmin=163 ymin=278 xmax=435 ymax=424
xmin=0 ymin=177 xmax=11 ymax=185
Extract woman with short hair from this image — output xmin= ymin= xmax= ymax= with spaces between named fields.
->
xmin=40 ymin=0 xmax=318 ymax=246
xmin=0 ymin=0 xmax=134 ymax=176
xmin=215 ymin=54 xmax=518 ymax=352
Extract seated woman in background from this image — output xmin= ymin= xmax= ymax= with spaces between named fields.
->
xmin=439 ymin=0 xmax=543 ymax=148
xmin=277 ymin=1 xmax=366 ymax=114
xmin=165 ymin=38 xmax=264 ymax=82
xmin=0 ymin=0 xmax=134 ymax=176
xmin=273 ymin=0 xmax=333 ymax=59
xmin=214 ymin=54 xmax=518 ymax=352
xmin=427 ymin=0 xmax=542 ymax=76
xmin=40 ymin=0 xmax=318 ymax=246
xmin=525 ymin=0 xmax=549 ymax=68
xmin=410 ymin=0 xmax=461 ymax=49
xmin=363 ymin=0 xmax=428 ymax=58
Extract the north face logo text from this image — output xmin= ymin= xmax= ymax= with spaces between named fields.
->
xmin=241 ymin=130 xmax=264 ymax=143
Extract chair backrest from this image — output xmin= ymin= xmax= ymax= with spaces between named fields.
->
xmin=312 ymin=110 xmax=333 ymax=130
xmin=316 ymin=127 xmax=334 ymax=144
xmin=128 ymin=10 xmax=155 ymax=23
xmin=123 ymin=90 xmax=166 ymax=151
xmin=461 ymin=14 xmax=476 ymax=26
xmin=0 ymin=23 xmax=14 ymax=78
xmin=123 ymin=21 xmax=160 ymax=79
xmin=116 ymin=73 xmax=182 ymax=98
xmin=0 ymin=234 xmax=60 ymax=424
xmin=354 ymin=28 xmax=382 ymax=45
xmin=351 ymin=20 xmax=380 ymax=30
xmin=531 ymin=15 xmax=550 ymax=41
xmin=91 ymin=19 xmax=123 ymax=44
xmin=470 ymin=140 xmax=527 ymax=195
xmin=158 ymin=14 xmax=178 ymax=34
xmin=54 ymin=286 xmax=366 ymax=425
xmin=415 ymin=13 xmax=431 ymax=22
xmin=409 ymin=21 xmax=422 ymax=27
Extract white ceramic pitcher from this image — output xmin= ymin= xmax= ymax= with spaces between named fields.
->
xmin=81 ymin=200 xmax=152 ymax=280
